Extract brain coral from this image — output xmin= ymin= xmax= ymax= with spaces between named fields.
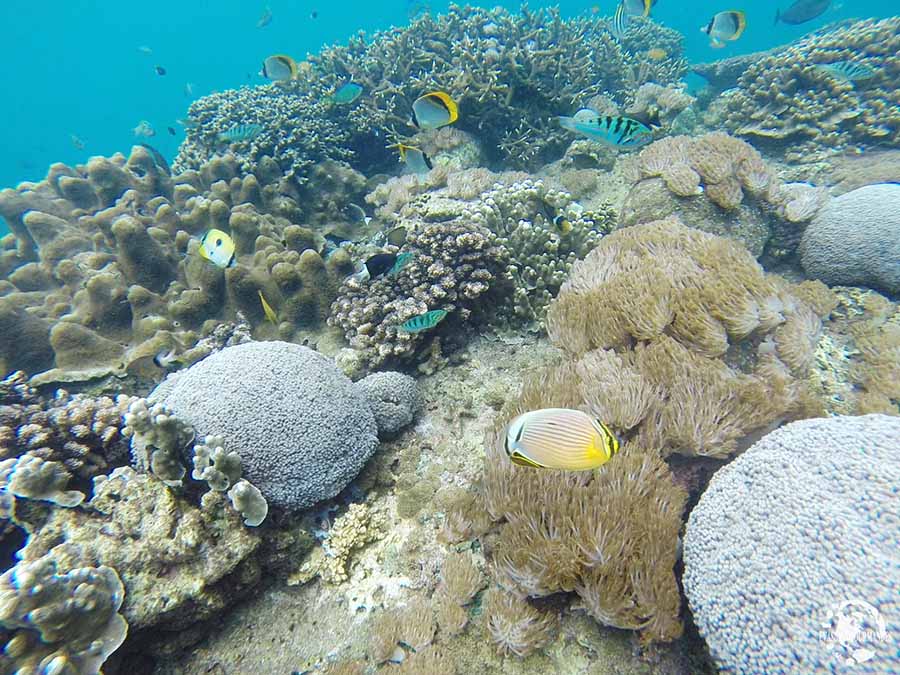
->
xmin=149 ymin=341 xmax=379 ymax=510
xmin=716 ymin=17 xmax=900 ymax=153
xmin=683 ymin=414 xmax=900 ymax=675
xmin=799 ymin=183 xmax=900 ymax=296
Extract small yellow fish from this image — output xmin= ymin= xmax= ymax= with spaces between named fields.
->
xmin=503 ymin=408 xmax=619 ymax=471
xmin=647 ymin=47 xmax=668 ymax=61
xmin=198 ymin=229 xmax=236 ymax=268
xmin=258 ymin=290 xmax=277 ymax=324
xmin=553 ymin=215 xmax=573 ymax=235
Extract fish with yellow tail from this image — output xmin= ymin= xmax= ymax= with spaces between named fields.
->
xmin=503 ymin=408 xmax=620 ymax=470
xmin=260 ymin=54 xmax=298 ymax=81
xmin=701 ymin=10 xmax=747 ymax=48
xmin=258 ymin=290 xmax=277 ymax=324
xmin=411 ymin=91 xmax=459 ymax=129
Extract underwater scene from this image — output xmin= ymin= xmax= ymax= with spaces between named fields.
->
xmin=1 ymin=0 xmax=899 ymax=673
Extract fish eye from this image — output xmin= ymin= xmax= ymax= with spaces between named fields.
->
xmin=216 ymin=239 xmax=223 ymax=246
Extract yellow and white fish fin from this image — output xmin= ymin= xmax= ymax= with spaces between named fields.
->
xmin=424 ymin=91 xmax=459 ymax=124
xmin=642 ymin=0 xmax=652 ymax=17
xmin=731 ymin=11 xmax=747 ymax=40
xmin=509 ymin=451 xmax=548 ymax=469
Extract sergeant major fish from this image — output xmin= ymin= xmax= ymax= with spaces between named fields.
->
xmin=558 ymin=111 xmax=653 ymax=148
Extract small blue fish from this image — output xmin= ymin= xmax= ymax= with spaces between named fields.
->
xmin=815 ymin=61 xmax=876 ymax=84
xmin=399 ymin=309 xmax=448 ymax=333
xmin=389 ymin=252 xmax=413 ymax=276
xmin=331 ymin=82 xmax=363 ymax=105
xmin=218 ymin=124 xmax=263 ymax=143
xmin=558 ymin=112 xmax=653 ymax=148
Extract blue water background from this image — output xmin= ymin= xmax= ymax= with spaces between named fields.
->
xmin=0 ymin=0 xmax=893 ymax=236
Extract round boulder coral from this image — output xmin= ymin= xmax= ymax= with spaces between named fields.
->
xmin=799 ymin=183 xmax=900 ymax=296
xmin=683 ymin=414 xmax=899 ymax=674
xmin=150 ymin=341 xmax=379 ymax=510
xmin=356 ymin=371 xmax=421 ymax=437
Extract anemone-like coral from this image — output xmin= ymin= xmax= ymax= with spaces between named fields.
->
xmin=622 ymin=132 xmax=828 ymax=259
xmin=546 ymin=217 xmax=828 ymax=458
xmin=331 ymin=174 xmax=613 ymax=369
xmin=0 ymin=146 xmax=350 ymax=381
xmin=483 ymin=588 xmax=559 ymax=657
xmin=714 ymin=17 xmax=900 ymax=154
xmin=175 ymin=5 xmax=685 ymax=176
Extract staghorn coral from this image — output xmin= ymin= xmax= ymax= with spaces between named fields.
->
xmin=0 ymin=146 xmax=349 ymax=381
xmin=622 ymin=132 xmax=829 ymax=260
xmin=0 ymin=556 xmax=127 ymax=675
xmin=331 ymin=175 xmax=612 ymax=370
xmin=546 ymin=217 xmax=828 ymax=458
xmin=176 ymin=5 xmax=685 ymax=175
xmin=714 ymin=17 xmax=900 ymax=154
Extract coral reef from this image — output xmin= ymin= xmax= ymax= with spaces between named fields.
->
xmin=684 ymin=415 xmax=900 ymax=674
xmin=0 ymin=556 xmax=127 ymax=675
xmin=484 ymin=589 xmax=559 ymax=657
xmin=356 ymin=371 xmax=421 ymax=437
xmin=546 ymin=217 xmax=828 ymax=458
xmin=0 ymin=146 xmax=349 ymax=380
xmin=624 ymin=82 xmax=695 ymax=128
xmin=0 ymin=454 xmax=84 ymax=508
xmin=148 ymin=341 xmax=420 ymax=510
xmin=13 ymin=466 xmax=261 ymax=655
xmin=176 ymin=5 xmax=686 ymax=175
xmin=712 ymin=17 xmax=900 ymax=155
xmin=799 ymin=183 xmax=900 ymax=296
xmin=621 ymin=133 xmax=829 ymax=259
xmin=0 ymin=375 xmax=134 ymax=483
xmin=331 ymin=174 xmax=614 ymax=370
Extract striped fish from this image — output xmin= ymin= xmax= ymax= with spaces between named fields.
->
xmin=503 ymin=408 xmax=620 ymax=471
xmin=610 ymin=2 xmax=630 ymax=40
xmin=815 ymin=61 xmax=876 ymax=84
xmin=218 ymin=123 xmax=263 ymax=143
xmin=558 ymin=112 xmax=653 ymax=148
xmin=399 ymin=309 xmax=448 ymax=333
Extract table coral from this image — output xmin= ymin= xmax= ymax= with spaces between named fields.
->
xmin=176 ymin=5 xmax=686 ymax=176
xmin=622 ymin=132 xmax=828 ymax=260
xmin=0 ymin=146 xmax=349 ymax=380
xmin=684 ymin=415 xmax=900 ymax=674
xmin=715 ymin=17 xmax=900 ymax=154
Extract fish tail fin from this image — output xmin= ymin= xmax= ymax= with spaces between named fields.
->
xmin=732 ymin=11 xmax=747 ymax=39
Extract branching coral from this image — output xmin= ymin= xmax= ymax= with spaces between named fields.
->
xmin=714 ymin=17 xmax=900 ymax=154
xmin=0 ymin=147 xmax=351 ymax=381
xmin=331 ymin=174 xmax=613 ymax=370
xmin=176 ymin=5 xmax=686 ymax=175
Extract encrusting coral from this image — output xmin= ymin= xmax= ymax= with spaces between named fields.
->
xmin=0 ymin=146 xmax=351 ymax=381
xmin=0 ymin=556 xmax=127 ymax=675
xmin=622 ymin=132 xmax=829 ymax=260
xmin=176 ymin=5 xmax=687 ymax=177
xmin=712 ymin=17 xmax=900 ymax=156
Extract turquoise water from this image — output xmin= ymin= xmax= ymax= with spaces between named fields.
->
xmin=0 ymin=0 xmax=891 ymax=210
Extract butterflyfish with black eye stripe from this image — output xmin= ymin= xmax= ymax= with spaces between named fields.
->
xmin=558 ymin=111 xmax=653 ymax=148
xmin=198 ymin=229 xmax=236 ymax=268
xmin=260 ymin=54 xmax=298 ymax=81
xmin=701 ymin=11 xmax=747 ymax=48
xmin=503 ymin=408 xmax=620 ymax=471
xmin=411 ymin=91 xmax=459 ymax=129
